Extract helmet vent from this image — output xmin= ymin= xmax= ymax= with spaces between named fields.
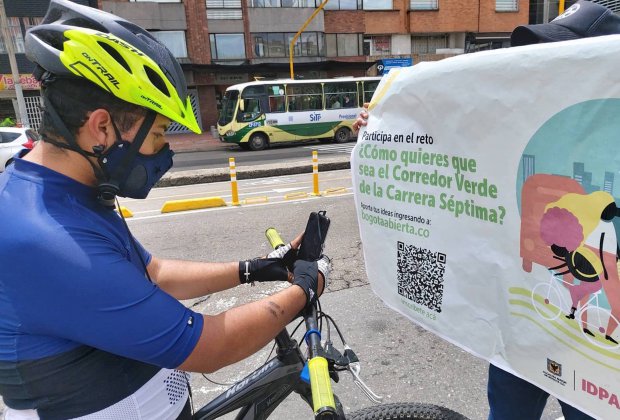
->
xmin=144 ymin=66 xmax=170 ymax=98
xmin=37 ymin=30 xmax=67 ymax=52
xmin=97 ymin=41 xmax=132 ymax=74
xmin=64 ymin=18 xmax=107 ymax=33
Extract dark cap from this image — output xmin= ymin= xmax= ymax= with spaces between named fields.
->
xmin=511 ymin=1 xmax=620 ymax=46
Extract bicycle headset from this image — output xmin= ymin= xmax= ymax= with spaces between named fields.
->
xmin=24 ymin=0 xmax=201 ymax=207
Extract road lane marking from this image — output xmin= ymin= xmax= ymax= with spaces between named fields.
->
xmin=125 ymin=192 xmax=353 ymax=221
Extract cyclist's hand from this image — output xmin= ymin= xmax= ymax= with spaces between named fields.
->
xmin=239 ymin=257 xmax=288 ymax=284
xmin=352 ymin=102 xmax=370 ymax=132
xmin=239 ymin=232 xmax=304 ymax=284
xmin=292 ymin=254 xmax=331 ymax=306
xmin=265 ymin=231 xmax=303 ymax=272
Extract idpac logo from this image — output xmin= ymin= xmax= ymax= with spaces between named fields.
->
xmin=310 ymin=112 xmax=322 ymax=122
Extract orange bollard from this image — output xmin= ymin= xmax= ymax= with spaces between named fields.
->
xmin=229 ymin=157 xmax=240 ymax=206
xmin=311 ymin=150 xmax=320 ymax=196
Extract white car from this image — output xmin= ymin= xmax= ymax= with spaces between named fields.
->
xmin=0 ymin=127 xmax=40 ymax=172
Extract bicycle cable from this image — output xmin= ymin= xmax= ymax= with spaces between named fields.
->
xmin=318 ymin=313 xmax=347 ymax=345
xmin=200 ymin=315 xmax=307 ymax=387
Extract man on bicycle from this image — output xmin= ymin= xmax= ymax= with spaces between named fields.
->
xmin=0 ymin=1 xmax=328 ymax=419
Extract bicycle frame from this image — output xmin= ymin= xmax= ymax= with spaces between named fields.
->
xmin=193 ymin=330 xmax=309 ymax=420
xmin=193 ymin=313 xmax=344 ymax=420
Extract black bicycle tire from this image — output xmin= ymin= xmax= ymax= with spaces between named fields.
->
xmin=347 ymin=402 xmax=469 ymax=420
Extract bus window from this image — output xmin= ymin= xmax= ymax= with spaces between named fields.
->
xmin=267 ymin=84 xmax=286 ymax=113
xmin=287 ymin=83 xmax=322 ymax=112
xmin=363 ymin=80 xmax=380 ymax=103
xmin=237 ymin=98 xmax=261 ymax=122
xmin=242 ymin=85 xmax=266 ymax=96
xmin=219 ymin=90 xmax=239 ymax=125
xmin=324 ymin=81 xmax=357 ymax=109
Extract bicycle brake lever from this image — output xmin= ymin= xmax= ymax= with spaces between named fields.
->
xmin=343 ymin=346 xmax=383 ymax=404
xmin=324 ymin=340 xmax=347 ymax=366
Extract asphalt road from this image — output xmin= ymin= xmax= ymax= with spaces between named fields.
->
xmin=170 ymin=140 xmax=356 ymax=172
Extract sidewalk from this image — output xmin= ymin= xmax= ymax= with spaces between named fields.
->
xmin=167 ymin=131 xmax=221 ymax=153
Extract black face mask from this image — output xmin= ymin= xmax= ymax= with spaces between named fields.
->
xmin=98 ymin=140 xmax=174 ymax=199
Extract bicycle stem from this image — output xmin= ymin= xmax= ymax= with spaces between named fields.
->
xmin=265 ymin=226 xmax=337 ymax=418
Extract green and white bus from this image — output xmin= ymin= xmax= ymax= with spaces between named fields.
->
xmin=217 ymin=76 xmax=382 ymax=150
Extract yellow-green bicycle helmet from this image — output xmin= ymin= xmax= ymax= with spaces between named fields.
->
xmin=25 ymin=0 xmax=200 ymax=134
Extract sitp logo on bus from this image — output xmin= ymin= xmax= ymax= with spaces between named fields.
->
xmin=581 ymin=378 xmax=620 ymax=410
xmin=310 ymin=113 xmax=321 ymax=122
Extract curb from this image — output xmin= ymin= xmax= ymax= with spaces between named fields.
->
xmin=161 ymin=197 xmax=227 ymax=213
xmin=156 ymin=156 xmax=352 ymax=188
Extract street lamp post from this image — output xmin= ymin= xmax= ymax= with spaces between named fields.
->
xmin=289 ymin=0 xmax=329 ymax=80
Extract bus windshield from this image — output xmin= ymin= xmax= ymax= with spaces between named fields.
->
xmin=219 ymin=90 xmax=239 ymax=125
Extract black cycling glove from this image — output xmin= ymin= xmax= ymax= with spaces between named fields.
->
xmin=239 ymin=258 xmax=288 ymax=284
xmin=239 ymin=243 xmax=298 ymax=284
xmin=292 ymin=255 xmax=331 ymax=306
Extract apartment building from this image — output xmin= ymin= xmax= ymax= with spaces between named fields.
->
xmin=1 ymin=0 xmax=539 ymax=132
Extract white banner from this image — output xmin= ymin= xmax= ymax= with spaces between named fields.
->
xmin=352 ymin=35 xmax=620 ymax=419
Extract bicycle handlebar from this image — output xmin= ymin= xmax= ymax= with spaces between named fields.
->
xmin=265 ymin=226 xmax=337 ymax=419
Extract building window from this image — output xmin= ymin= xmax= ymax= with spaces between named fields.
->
xmin=324 ymin=0 xmax=360 ymax=9
xmin=210 ymin=33 xmax=246 ymax=60
xmin=496 ymin=0 xmax=518 ymax=12
xmin=207 ymin=0 xmax=242 ymax=18
xmin=363 ymin=0 xmax=392 ymax=10
xmin=410 ymin=0 xmax=438 ymax=10
xmin=326 ymin=33 xmax=363 ymax=57
xmin=150 ymin=31 xmax=188 ymax=58
xmin=281 ymin=0 xmax=316 ymax=6
xmin=363 ymin=35 xmax=391 ymax=56
xmin=255 ymin=33 xmax=285 ymax=57
xmin=253 ymin=32 xmax=324 ymax=57
xmin=411 ymin=34 xmax=447 ymax=54
xmin=247 ymin=0 xmax=317 ymax=6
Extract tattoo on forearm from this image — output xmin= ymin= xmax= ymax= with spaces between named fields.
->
xmin=266 ymin=301 xmax=285 ymax=318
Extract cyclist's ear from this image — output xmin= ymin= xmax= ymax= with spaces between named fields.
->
xmin=600 ymin=202 xmax=618 ymax=221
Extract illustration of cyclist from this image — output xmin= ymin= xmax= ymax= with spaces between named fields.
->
xmin=539 ymin=191 xmax=620 ymax=344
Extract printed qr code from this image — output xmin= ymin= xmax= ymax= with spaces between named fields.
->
xmin=397 ymin=241 xmax=446 ymax=313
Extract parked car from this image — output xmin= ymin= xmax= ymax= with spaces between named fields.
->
xmin=0 ymin=127 xmax=40 ymax=172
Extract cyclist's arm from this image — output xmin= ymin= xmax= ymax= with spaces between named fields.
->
xmin=148 ymin=257 xmax=241 ymax=300
xmin=178 ymin=284 xmax=308 ymax=373
xmin=147 ymin=234 xmax=304 ymax=300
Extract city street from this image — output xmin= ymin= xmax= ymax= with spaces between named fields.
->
xmin=169 ymin=135 xmax=356 ymax=173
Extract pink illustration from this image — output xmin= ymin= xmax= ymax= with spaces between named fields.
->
xmin=520 ymin=174 xmax=620 ymax=347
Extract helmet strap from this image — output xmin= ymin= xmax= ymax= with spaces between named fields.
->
xmin=41 ymin=96 xmax=105 ymax=177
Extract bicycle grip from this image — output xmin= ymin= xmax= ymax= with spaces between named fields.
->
xmin=308 ymin=356 xmax=337 ymax=416
xmin=265 ymin=227 xmax=285 ymax=250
